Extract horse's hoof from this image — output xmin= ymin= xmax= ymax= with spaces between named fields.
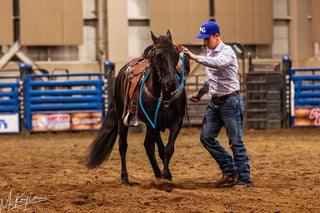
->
xmin=154 ymin=171 xmax=162 ymax=179
xmin=121 ymin=180 xmax=131 ymax=186
xmin=160 ymin=171 xmax=172 ymax=181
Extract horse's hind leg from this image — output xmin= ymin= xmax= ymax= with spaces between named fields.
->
xmin=144 ymin=127 xmax=162 ymax=178
xmin=118 ymin=123 xmax=130 ymax=186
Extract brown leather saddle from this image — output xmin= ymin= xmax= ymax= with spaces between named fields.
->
xmin=124 ymin=58 xmax=150 ymax=116
xmin=129 ymin=58 xmax=150 ymax=98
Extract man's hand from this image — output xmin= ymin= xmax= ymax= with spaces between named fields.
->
xmin=181 ymin=46 xmax=198 ymax=61
xmin=189 ymin=92 xmax=201 ymax=103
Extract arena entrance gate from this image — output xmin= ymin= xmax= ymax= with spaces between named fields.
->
xmin=23 ymin=72 xmax=104 ymax=132
xmin=283 ymin=56 xmax=320 ymax=127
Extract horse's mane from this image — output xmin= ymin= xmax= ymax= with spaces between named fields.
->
xmin=142 ymin=45 xmax=153 ymax=59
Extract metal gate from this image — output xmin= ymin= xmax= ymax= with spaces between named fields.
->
xmin=24 ymin=73 xmax=104 ymax=132
xmin=0 ymin=76 xmax=20 ymax=133
xmin=290 ymin=68 xmax=320 ymax=127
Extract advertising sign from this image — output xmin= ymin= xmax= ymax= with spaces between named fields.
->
xmin=32 ymin=112 xmax=102 ymax=131
xmin=0 ymin=114 xmax=19 ymax=133
xmin=294 ymin=108 xmax=320 ymax=126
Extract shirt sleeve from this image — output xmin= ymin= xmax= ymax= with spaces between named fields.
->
xmin=196 ymin=49 xmax=235 ymax=70
xmin=197 ymin=79 xmax=209 ymax=97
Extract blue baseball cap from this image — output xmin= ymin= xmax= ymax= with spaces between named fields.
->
xmin=195 ymin=21 xmax=220 ymax=39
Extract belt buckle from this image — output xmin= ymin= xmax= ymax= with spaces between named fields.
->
xmin=212 ymin=96 xmax=220 ymax=104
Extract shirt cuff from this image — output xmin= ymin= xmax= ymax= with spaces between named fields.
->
xmin=197 ymin=89 xmax=206 ymax=98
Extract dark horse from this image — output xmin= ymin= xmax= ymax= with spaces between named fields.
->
xmin=86 ymin=30 xmax=188 ymax=186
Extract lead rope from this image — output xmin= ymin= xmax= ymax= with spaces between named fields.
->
xmin=139 ymin=52 xmax=186 ymax=129
xmin=172 ymin=52 xmax=186 ymax=95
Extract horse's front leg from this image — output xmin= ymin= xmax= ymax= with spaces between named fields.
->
xmin=118 ymin=123 xmax=130 ymax=186
xmin=161 ymin=121 xmax=183 ymax=181
xmin=154 ymin=132 xmax=165 ymax=165
xmin=144 ymin=127 xmax=162 ymax=178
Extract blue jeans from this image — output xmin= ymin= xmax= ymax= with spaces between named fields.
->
xmin=200 ymin=94 xmax=251 ymax=185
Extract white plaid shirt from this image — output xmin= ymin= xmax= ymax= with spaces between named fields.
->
xmin=196 ymin=41 xmax=239 ymax=97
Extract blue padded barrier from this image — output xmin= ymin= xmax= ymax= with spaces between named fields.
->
xmin=24 ymin=73 xmax=104 ymax=132
xmin=0 ymin=76 xmax=20 ymax=133
xmin=290 ymin=68 xmax=320 ymax=127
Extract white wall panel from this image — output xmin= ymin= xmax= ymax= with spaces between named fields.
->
xmin=273 ymin=0 xmax=288 ymax=17
xmin=83 ymin=0 xmax=96 ymax=19
xmin=127 ymin=0 xmax=150 ymax=19
xmin=79 ymin=25 xmax=97 ymax=61
xmin=128 ymin=26 xmax=151 ymax=59
xmin=272 ymin=22 xmax=289 ymax=58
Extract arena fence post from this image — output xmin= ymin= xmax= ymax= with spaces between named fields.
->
xmin=19 ymin=63 xmax=33 ymax=133
xmin=282 ymin=55 xmax=292 ymax=128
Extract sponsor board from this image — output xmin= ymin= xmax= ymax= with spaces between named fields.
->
xmin=0 ymin=114 xmax=19 ymax=133
xmin=294 ymin=108 xmax=320 ymax=126
xmin=32 ymin=112 xmax=102 ymax=131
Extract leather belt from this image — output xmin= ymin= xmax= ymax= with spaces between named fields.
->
xmin=211 ymin=91 xmax=239 ymax=104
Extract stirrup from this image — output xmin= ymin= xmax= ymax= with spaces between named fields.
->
xmin=123 ymin=113 xmax=139 ymax=127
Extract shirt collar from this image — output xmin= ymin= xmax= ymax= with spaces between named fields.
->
xmin=212 ymin=41 xmax=224 ymax=53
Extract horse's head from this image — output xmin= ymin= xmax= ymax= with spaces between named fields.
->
xmin=149 ymin=30 xmax=180 ymax=94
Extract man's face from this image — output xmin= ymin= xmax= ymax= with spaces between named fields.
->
xmin=204 ymin=34 xmax=219 ymax=50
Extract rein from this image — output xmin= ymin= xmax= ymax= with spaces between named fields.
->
xmin=139 ymin=52 xmax=186 ymax=129
xmin=172 ymin=52 xmax=186 ymax=95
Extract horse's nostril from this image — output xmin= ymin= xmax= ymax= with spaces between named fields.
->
xmin=166 ymin=82 xmax=174 ymax=90
xmin=165 ymin=81 xmax=177 ymax=92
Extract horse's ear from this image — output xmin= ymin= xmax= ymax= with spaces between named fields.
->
xmin=151 ymin=31 xmax=159 ymax=44
xmin=166 ymin=30 xmax=172 ymax=42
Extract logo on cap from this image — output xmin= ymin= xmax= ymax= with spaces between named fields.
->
xmin=200 ymin=27 xmax=206 ymax=33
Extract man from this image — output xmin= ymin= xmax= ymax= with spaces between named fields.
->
xmin=182 ymin=21 xmax=251 ymax=188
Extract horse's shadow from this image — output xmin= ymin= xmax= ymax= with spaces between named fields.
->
xmin=132 ymin=178 xmax=217 ymax=192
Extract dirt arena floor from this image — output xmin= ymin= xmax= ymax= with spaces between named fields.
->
xmin=0 ymin=127 xmax=319 ymax=212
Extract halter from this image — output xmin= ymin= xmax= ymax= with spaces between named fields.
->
xmin=139 ymin=52 xmax=186 ymax=129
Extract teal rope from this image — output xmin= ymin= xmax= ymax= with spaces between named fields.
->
xmin=139 ymin=69 xmax=160 ymax=129
xmin=139 ymin=53 xmax=186 ymax=129
xmin=175 ymin=52 xmax=185 ymax=93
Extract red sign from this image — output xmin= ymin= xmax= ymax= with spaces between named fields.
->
xmin=294 ymin=108 xmax=320 ymax=126
xmin=309 ymin=108 xmax=320 ymax=126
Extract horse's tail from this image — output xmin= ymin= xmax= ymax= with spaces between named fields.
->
xmin=86 ymin=99 xmax=118 ymax=169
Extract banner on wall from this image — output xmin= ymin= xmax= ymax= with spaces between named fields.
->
xmin=0 ymin=114 xmax=19 ymax=133
xmin=294 ymin=108 xmax=320 ymax=126
xmin=32 ymin=112 xmax=102 ymax=131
